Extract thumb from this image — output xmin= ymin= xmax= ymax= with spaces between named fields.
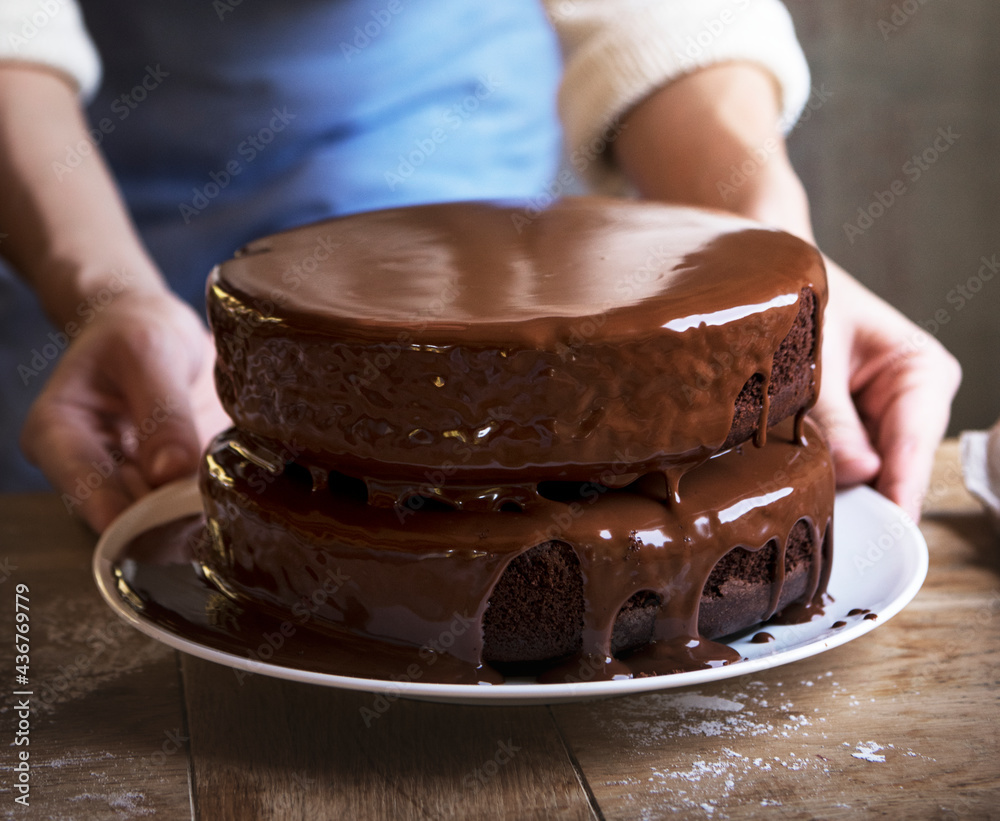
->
xmin=140 ymin=398 xmax=200 ymax=486
xmin=810 ymin=376 xmax=881 ymax=488
xmin=116 ymin=336 xmax=203 ymax=487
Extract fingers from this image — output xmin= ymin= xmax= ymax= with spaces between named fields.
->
xmin=810 ymin=383 xmax=882 ymax=488
xmin=822 ymin=259 xmax=962 ymax=519
xmin=867 ymin=347 xmax=962 ymax=520
xmin=110 ymin=322 xmax=203 ymax=487
xmin=20 ymin=295 xmax=210 ymax=533
xmin=817 ymin=258 xmax=966 ymax=520
xmin=191 ymin=331 xmax=232 ymax=446
xmin=811 ymin=307 xmax=881 ymax=488
xmin=20 ymin=388 xmax=135 ymax=533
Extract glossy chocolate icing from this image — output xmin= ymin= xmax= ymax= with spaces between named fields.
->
xmin=197 ymin=417 xmax=834 ymax=681
xmin=197 ymin=196 xmax=834 ymax=681
xmin=208 ymin=197 xmax=827 ymax=481
xmin=112 ymin=515 xmax=501 ymax=685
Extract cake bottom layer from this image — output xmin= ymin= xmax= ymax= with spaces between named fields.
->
xmin=483 ymin=520 xmax=821 ymax=670
xmin=198 ymin=418 xmax=834 ymax=680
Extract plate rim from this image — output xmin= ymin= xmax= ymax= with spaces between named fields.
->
xmin=93 ymin=480 xmax=928 ymax=704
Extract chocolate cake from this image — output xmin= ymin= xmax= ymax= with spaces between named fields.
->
xmin=197 ymin=196 xmax=834 ymax=682
xmin=208 ymin=198 xmax=824 ymax=484
xmin=201 ymin=418 xmax=833 ymax=679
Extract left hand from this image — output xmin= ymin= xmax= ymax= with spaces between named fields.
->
xmin=811 ymin=259 xmax=961 ymax=519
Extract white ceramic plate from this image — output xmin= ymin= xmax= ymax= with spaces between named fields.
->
xmin=94 ymin=480 xmax=927 ymax=705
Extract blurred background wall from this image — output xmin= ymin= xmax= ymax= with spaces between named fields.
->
xmin=785 ymin=0 xmax=999 ymax=434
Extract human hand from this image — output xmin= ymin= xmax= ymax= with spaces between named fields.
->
xmin=611 ymin=62 xmax=962 ymax=519
xmin=810 ymin=259 xmax=962 ymax=520
xmin=724 ymin=163 xmax=963 ymax=519
xmin=20 ymin=290 xmax=230 ymax=532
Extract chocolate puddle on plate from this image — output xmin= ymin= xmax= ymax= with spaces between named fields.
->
xmin=113 ymin=514 xmax=501 ymax=685
xmin=112 ymin=514 xmax=832 ymax=687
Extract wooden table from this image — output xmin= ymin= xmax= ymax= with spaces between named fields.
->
xmin=1 ymin=442 xmax=997 ymax=819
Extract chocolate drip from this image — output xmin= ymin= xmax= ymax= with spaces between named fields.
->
xmin=364 ymin=475 xmax=538 ymax=514
xmin=755 ymin=367 xmax=772 ymax=449
xmin=208 ymin=198 xmax=827 ymax=481
xmin=195 ymin=197 xmax=834 ymax=682
xmin=197 ymin=417 xmax=834 ymax=681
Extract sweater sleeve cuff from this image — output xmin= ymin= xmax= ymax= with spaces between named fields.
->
xmin=550 ymin=0 xmax=811 ymax=193
xmin=0 ymin=0 xmax=102 ymax=100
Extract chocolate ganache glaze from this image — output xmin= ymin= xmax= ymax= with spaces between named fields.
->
xmin=197 ymin=417 xmax=834 ymax=681
xmin=197 ymin=197 xmax=834 ymax=681
xmin=208 ymin=197 xmax=827 ymax=484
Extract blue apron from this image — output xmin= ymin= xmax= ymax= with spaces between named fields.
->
xmin=0 ymin=0 xmax=563 ymax=489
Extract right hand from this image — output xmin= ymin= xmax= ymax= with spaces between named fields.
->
xmin=20 ymin=290 xmax=230 ymax=532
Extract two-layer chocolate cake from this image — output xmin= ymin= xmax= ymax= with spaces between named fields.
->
xmin=197 ymin=196 xmax=834 ymax=681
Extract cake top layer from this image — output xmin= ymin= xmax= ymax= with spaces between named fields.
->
xmin=213 ymin=196 xmax=825 ymax=347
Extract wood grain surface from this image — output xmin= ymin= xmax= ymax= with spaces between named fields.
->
xmin=0 ymin=496 xmax=192 ymax=819
xmin=0 ymin=442 xmax=997 ymax=819
xmin=182 ymin=658 xmax=595 ymax=821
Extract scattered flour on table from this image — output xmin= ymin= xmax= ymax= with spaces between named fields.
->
xmin=0 ymin=596 xmax=172 ymax=716
xmin=45 ymin=751 xmax=116 ymax=769
xmin=851 ymin=741 xmax=886 ymax=762
xmin=69 ymin=791 xmax=155 ymax=817
xmin=593 ymin=672 xmax=930 ymax=819
xmin=603 ymin=681 xmax=814 ymax=745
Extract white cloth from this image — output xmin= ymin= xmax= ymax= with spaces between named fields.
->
xmin=0 ymin=0 xmax=810 ymax=188
xmin=961 ymin=419 xmax=1000 ymax=535
xmin=0 ymin=0 xmax=100 ymax=98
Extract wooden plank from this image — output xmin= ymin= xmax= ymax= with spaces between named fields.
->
xmin=3 ymin=439 xmax=993 ymax=818
xmin=552 ymin=443 xmax=1000 ymax=818
xmin=182 ymin=656 xmax=596 ymax=820
xmin=0 ymin=494 xmax=192 ymax=818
